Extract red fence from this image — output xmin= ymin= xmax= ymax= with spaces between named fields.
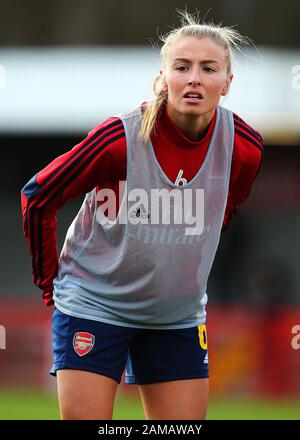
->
xmin=0 ymin=299 xmax=299 ymax=397
xmin=206 ymin=304 xmax=300 ymax=397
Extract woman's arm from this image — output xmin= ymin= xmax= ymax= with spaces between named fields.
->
xmin=222 ymin=114 xmax=264 ymax=231
xmin=21 ymin=117 xmax=125 ymax=305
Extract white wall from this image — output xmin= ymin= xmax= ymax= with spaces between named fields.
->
xmin=0 ymin=46 xmax=300 ymax=144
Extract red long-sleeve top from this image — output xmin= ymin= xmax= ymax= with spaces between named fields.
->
xmin=21 ymin=104 xmax=263 ymax=306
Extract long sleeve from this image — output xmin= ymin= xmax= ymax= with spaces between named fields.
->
xmin=222 ymin=113 xmax=264 ymax=231
xmin=21 ymin=117 xmax=126 ymax=306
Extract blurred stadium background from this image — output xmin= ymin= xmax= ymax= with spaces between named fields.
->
xmin=0 ymin=0 xmax=300 ymax=420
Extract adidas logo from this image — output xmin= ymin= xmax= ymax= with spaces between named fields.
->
xmin=204 ymin=353 xmax=208 ymax=364
xmin=128 ymin=203 xmax=150 ymax=219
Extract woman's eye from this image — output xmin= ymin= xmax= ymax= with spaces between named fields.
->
xmin=176 ymin=66 xmax=188 ymax=72
xmin=203 ymin=66 xmax=215 ymax=73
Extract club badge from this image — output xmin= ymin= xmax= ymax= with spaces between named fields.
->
xmin=73 ymin=332 xmax=95 ymax=356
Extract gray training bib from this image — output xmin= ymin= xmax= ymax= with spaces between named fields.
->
xmin=53 ymin=105 xmax=234 ymax=329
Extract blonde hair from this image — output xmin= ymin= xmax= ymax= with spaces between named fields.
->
xmin=139 ymin=10 xmax=252 ymax=141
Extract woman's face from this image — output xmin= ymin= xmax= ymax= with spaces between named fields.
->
xmin=161 ymin=36 xmax=233 ymax=120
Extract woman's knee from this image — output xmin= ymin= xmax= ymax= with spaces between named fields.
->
xmin=56 ymin=369 xmax=118 ymax=420
xmin=139 ymin=378 xmax=209 ymax=420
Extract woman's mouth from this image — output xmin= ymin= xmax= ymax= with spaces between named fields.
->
xmin=183 ymin=92 xmax=203 ymax=103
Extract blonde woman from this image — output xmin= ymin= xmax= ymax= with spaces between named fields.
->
xmin=21 ymin=11 xmax=263 ymax=419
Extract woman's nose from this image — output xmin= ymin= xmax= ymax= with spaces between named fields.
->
xmin=187 ymin=74 xmax=202 ymax=87
xmin=188 ymin=79 xmax=201 ymax=87
xmin=187 ymin=68 xmax=202 ymax=87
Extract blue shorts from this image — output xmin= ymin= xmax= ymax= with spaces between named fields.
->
xmin=50 ymin=307 xmax=209 ymax=385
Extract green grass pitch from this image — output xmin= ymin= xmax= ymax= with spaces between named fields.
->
xmin=0 ymin=388 xmax=299 ymax=420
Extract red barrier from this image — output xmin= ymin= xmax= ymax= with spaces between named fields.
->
xmin=206 ymin=303 xmax=300 ymax=397
xmin=0 ymin=299 xmax=299 ymax=397
xmin=0 ymin=299 xmax=53 ymax=389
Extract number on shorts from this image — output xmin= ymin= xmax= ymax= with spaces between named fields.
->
xmin=198 ymin=324 xmax=208 ymax=350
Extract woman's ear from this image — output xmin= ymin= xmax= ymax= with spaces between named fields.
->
xmin=160 ymin=68 xmax=168 ymax=92
xmin=221 ymin=73 xmax=233 ymax=96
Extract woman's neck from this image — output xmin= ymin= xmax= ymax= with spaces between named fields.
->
xmin=166 ymin=106 xmax=215 ymax=141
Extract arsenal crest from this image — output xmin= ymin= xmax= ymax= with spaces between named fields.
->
xmin=73 ymin=332 xmax=95 ymax=356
